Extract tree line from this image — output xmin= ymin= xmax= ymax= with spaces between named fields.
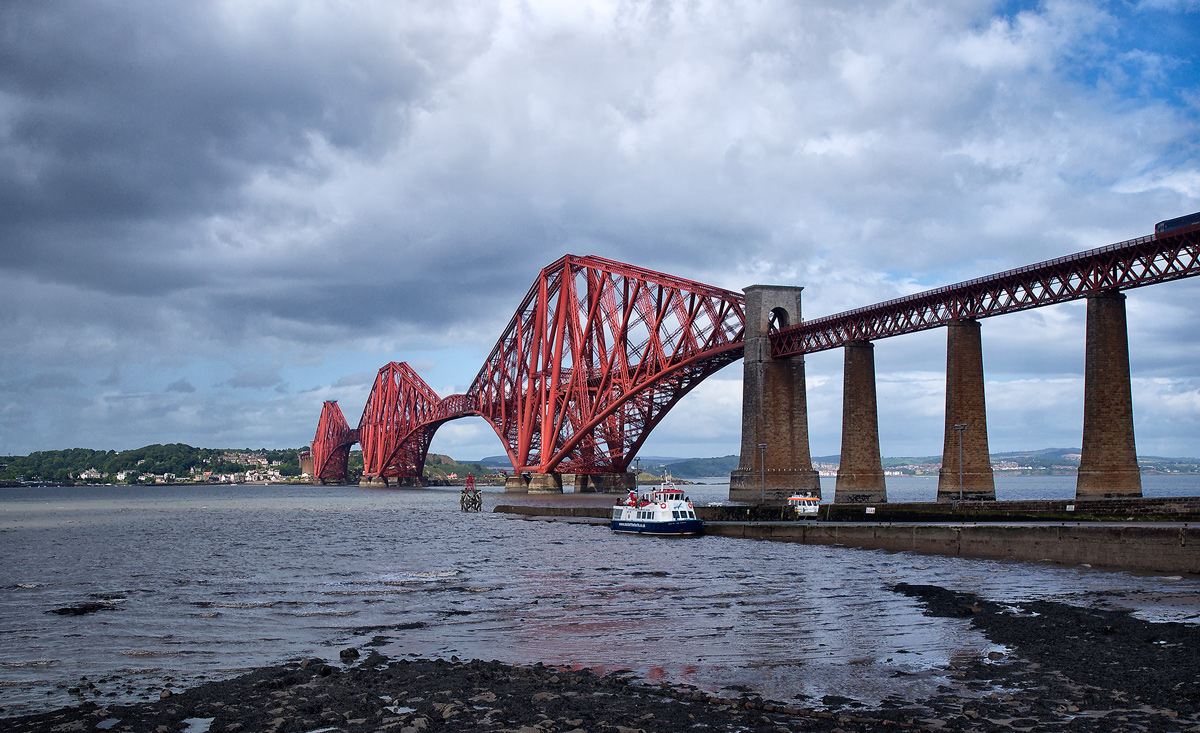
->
xmin=0 ymin=444 xmax=305 ymax=484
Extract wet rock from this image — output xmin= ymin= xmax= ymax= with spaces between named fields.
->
xmin=46 ymin=602 xmax=116 ymax=616
xmin=821 ymin=695 xmax=855 ymax=708
xmin=9 ymin=613 xmax=1198 ymax=733
xmin=339 ymin=647 xmax=360 ymax=663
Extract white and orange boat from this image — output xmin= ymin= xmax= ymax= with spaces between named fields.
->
xmin=787 ymin=493 xmax=821 ymax=517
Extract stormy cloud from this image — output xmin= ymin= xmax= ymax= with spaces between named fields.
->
xmin=0 ymin=0 xmax=1197 ymax=459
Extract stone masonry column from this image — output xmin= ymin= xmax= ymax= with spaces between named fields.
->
xmin=1077 ymin=291 xmax=1142 ymax=497
xmin=835 ymin=341 xmax=887 ymax=503
xmin=937 ymin=319 xmax=996 ymax=502
xmin=729 ymin=286 xmax=822 ymax=504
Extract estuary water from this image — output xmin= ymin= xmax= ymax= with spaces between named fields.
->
xmin=2 ymin=478 xmax=1199 ymax=718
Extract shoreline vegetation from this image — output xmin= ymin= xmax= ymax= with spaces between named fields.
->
xmin=2 ymin=445 xmax=1198 ymax=489
xmin=5 ymin=583 xmax=1197 ymax=732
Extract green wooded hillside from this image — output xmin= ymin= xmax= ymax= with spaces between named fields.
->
xmin=0 ymin=444 xmax=304 ymax=483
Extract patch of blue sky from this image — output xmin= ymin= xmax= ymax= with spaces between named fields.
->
xmin=985 ymin=1 xmax=1198 ymax=106
xmin=1097 ymin=4 xmax=1191 ymax=104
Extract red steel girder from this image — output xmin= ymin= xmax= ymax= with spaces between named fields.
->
xmin=466 ymin=254 xmax=746 ymax=474
xmin=358 ymin=362 xmax=477 ymax=479
xmin=311 ymin=400 xmax=358 ymax=483
xmin=771 ymin=222 xmax=1200 ymax=357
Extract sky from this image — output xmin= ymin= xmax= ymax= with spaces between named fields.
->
xmin=1 ymin=0 xmax=1199 ymax=463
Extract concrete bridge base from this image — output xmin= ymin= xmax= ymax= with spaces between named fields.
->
xmin=730 ymin=469 xmax=821 ymax=504
xmin=359 ymin=476 xmax=422 ymax=488
xmin=504 ymin=473 xmax=564 ymax=493
xmin=574 ymin=472 xmax=636 ymax=493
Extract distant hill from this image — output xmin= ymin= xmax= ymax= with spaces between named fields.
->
xmin=473 ymin=447 xmax=1200 ymax=477
xmin=475 ymin=455 xmax=515 ymax=469
xmin=641 ymin=455 xmax=739 ymax=478
xmin=818 ymin=448 xmax=1198 ymax=475
xmin=473 ymin=454 xmax=689 ymax=470
xmin=11 ymin=445 xmax=1193 ymax=487
xmin=0 ymin=444 xmax=306 ymax=484
xmin=423 ymin=454 xmax=494 ymax=481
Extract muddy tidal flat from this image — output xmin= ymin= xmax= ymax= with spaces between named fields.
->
xmin=7 ymin=583 xmax=1199 ymax=733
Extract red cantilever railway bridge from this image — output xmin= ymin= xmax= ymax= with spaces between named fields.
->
xmin=312 ymin=255 xmax=748 ymax=483
xmin=310 ymin=220 xmax=1200 ymax=485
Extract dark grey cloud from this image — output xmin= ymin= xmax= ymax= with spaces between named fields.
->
xmin=26 ymin=372 xmax=84 ymax=390
xmin=223 ymin=367 xmax=284 ymax=390
xmin=165 ymin=378 xmax=196 ymax=393
xmin=0 ymin=1 xmax=477 ymax=298
xmin=334 ymin=371 xmax=377 ymax=388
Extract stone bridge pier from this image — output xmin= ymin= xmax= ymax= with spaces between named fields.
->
xmin=937 ymin=319 xmax=996 ymax=502
xmin=1078 ymin=291 xmax=1141 ymax=497
xmin=730 ymin=286 xmax=1145 ymax=505
xmin=834 ymin=341 xmax=887 ymax=504
xmin=729 ymin=286 xmax=822 ymax=504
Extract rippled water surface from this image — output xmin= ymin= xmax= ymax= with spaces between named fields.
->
xmin=2 ymin=480 xmax=1198 ymax=717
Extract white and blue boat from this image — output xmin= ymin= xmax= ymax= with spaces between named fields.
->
xmin=611 ymin=476 xmax=703 ymax=536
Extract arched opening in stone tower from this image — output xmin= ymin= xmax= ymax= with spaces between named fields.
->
xmin=768 ymin=306 xmax=790 ymax=333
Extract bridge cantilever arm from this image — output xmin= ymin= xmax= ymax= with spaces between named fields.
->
xmin=541 ymin=342 xmax=745 ymax=472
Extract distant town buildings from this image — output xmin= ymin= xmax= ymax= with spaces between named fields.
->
xmin=62 ymin=450 xmax=297 ymax=485
xmin=815 ymin=458 xmax=1055 ymax=476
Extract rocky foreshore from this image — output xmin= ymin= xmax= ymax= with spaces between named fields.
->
xmin=5 ymin=583 xmax=1198 ymax=732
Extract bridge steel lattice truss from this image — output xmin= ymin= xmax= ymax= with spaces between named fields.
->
xmin=312 ymin=255 xmax=748 ymax=483
xmin=311 ymin=222 xmax=1200 ymax=484
xmin=772 ymin=225 xmax=1200 ymax=357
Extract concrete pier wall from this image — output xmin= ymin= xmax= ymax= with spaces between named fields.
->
xmin=701 ymin=522 xmax=1199 ymax=575
xmin=494 ymin=499 xmax=1200 ymax=575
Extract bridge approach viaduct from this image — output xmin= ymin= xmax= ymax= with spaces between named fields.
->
xmin=735 ymin=212 xmax=1200 ymax=503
